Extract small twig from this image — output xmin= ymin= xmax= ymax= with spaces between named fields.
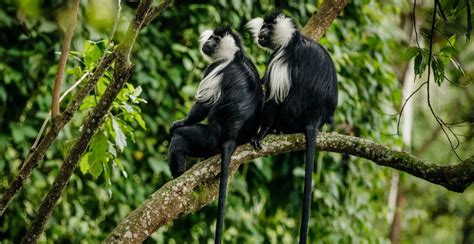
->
xmin=443 ymin=73 xmax=471 ymax=88
xmin=98 ymin=0 xmax=122 ymax=65
xmin=0 ymin=0 xmax=165 ymax=217
xmin=396 ymin=81 xmax=427 ymax=134
xmin=51 ymin=0 xmax=80 ymax=118
xmin=412 ymin=0 xmax=422 ymax=50
xmin=435 ymin=0 xmax=447 ymax=21
xmin=31 ymin=72 xmax=91 ymax=150
xmin=426 ymin=1 xmax=462 ymax=160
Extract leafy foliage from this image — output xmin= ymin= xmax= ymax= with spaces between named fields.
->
xmin=0 ymin=0 xmax=472 ymax=243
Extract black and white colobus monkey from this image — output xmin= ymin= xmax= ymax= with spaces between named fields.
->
xmin=168 ymin=26 xmax=262 ymax=243
xmin=247 ymin=12 xmax=338 ymax=243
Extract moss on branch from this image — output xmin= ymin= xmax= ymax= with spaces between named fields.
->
xmin=104 ymin=132 xmax=474 ymax=243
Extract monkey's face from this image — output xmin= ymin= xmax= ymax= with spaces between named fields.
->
xmin=257 ymin=22 xmax=273 ymax=48
xmin=247 ymin=12 xmax=296 ymax=49
xmin=199 ymin=27 xmax=240 ymax=60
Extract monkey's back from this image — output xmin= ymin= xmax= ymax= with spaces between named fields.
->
xmin=207 ymin=55 xmax=263 ymax=144
xmin=271 ymin=35 xmax=338 ymax=133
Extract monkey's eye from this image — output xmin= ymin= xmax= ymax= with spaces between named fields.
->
xmin=210 ymin=35 xmax=221 ymax=42
xmin=262 ymin=23 xmax=273 ymax=30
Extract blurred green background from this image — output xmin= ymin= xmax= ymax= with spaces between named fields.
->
xmin=0 ymin=0 xmax=473 ymax=243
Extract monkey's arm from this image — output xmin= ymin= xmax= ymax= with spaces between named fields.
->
xmin=170 ymin=102 xmax=210 ymax=134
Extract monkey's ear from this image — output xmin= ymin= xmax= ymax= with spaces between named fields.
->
xmin=199 ymin=29 xmax=214 ymax=46
xmin=246 ymin=18 xmax=264 ymax=43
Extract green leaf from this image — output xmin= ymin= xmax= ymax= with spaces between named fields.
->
xmin=182 ymin=57 xmax=193 ymax=71
xmin=440 ymin=46 xmax=456 ymax=56
xmin=112 ymin=117 xmax=127 ymax=152
xmin=403 ymin=47 xmax=419 ymax=60
xmin=132 ymin=86 xmax=143 ymax=98
xmin=103 ymin=162 xmax=112 ymax=197
xmin=79 ymin=153 xmax=90 ymax=174
xmin=38 ymin=21 xmax=57 ymax=33
xmin=448 ymin=34 xmax=456 ymax=45
xmin=89 ymin=159 xmax=103 ymax=179
xmin=22 ymin=126 xmax=37 ymax=138
xmin=97 ymin=76 xmax=109 ymax=96
xmin=414 ymin=51 xmax=429 ymax=77
xmin=89 ymin=132 xmax=109 ymax=164
xmin=114 ymin=159 xmax=128 ymax=178
xmin=11 ymin=126 xmax=24 ymax=143
xmin=80 ymin=96 xmax=97 ymax=110
xmin=84 ymin=40 xmax=103 ymax=69
xmin=108 ymin=141 xmax=117 ymax=157
xmin=432 ymin=57 xmax=445 ymax=86
xmin=131 ymin=112 xmax=147 ymax=130
xmin=88 ymin=133 xmax=108 ymax=179
xmin=171 ymin=43 xmax=188 ymax=53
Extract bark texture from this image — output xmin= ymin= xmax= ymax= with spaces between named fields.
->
xmin=0 ymin=53 xmax=114 ymax=216
xmin=302 ymin=0 xmax=349 ymax=41
xmin=51 ymin=0 xmax=80 ymax=118
xmin=105 ymin=0 xmax=474 ymax=242
xmin=105 ymin=133 xmax=474 ymax=243
xmin=0 ymin=0 xmax=171 ymax=217
xmin=20 ymin=0 xmax=174 ymax=242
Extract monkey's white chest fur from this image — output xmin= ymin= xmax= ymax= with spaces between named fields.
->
xmin=195 ymin=59 xmax=231 ymax=104
xmin=267 ymin=48 xmax=291 ymax=103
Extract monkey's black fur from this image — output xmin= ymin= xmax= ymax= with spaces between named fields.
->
xmin=249 ymin=12 xmax=338 ymax=244
xmin=168 ymin=26 xmax=262 ymax=244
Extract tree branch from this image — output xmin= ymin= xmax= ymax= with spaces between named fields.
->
xmin=104 ymin=0 xmax=474 ymax=241
xmin=105 ymin=133 xmax=474 ymax=242
xmin=0 ymin=0 xmax=172 ymax=217
xmin=302 ymin=0 xmax=349 ymax=41
xmin=20 ymin=1 xmax=173 ymax=242
xmin=0 ymin=52 xmax=115 ymax=217
xmin=104 ymin=0 xmax=355 ymax=241
xmin=51 ymin=0 xmax=80 ymax=118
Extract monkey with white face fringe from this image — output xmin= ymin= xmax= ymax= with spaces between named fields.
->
xmin=247 ymin=12 xmax=338 ymax=244
xmin=168 ymin=26 xmax=262 ymax=244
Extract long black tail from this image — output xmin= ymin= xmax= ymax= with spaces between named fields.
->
xmin=215 ymin=140 xmax=236 ymax=244
xmin=299 ymin=124 xmax=318 ymax=244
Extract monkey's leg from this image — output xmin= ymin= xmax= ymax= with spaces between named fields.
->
xmin=168 ymin=135 xmax=188 ymax=178
xmin=170 ymin=102 xmax=210 ymax=135
xmin=251 ymin=99 xmax=280 ymax=150
xmin=215 ymin=140 xmax=236 ymax=244
xmin=299 ymin=124 xmax=318 ymax=244
xmin=168 ymin=124 xmax=218 ymax=178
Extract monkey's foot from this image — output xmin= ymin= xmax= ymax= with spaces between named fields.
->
xmin=250 ymin=137 xmax=263 ymax=150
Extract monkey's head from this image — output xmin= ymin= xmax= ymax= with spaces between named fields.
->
xmin=199 ymin=26 xmax=242 ymax=61
xmin=246 ymin=11 xmax=296 ymax=50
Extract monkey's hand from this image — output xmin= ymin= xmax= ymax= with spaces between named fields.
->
xmin=251 ymin=126 xmax=270 ymax=150
xmin=170 ymin=119 xmax=186 ymax=135
xmin=250 ymin=136 xmax=263 ymax=150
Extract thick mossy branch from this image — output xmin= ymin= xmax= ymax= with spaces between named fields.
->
xmin=104 ymin=0 xmax=473 ymax=242
xmin=105 ymin=132 xmax=473 ymax=243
